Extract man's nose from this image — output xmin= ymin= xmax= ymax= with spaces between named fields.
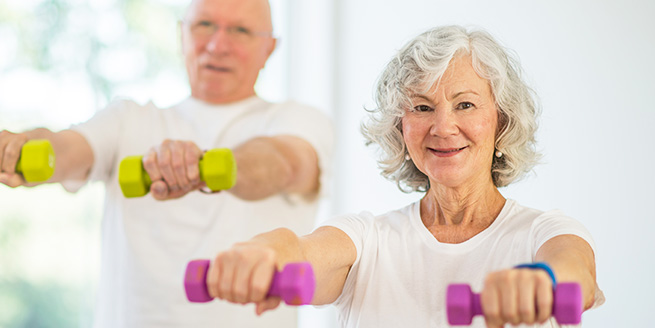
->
xmin=206 ymin=28 xmax=232 ymax=54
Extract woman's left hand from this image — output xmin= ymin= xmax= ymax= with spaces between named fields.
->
xmin=480 ymin=268 xmax=554 ymax=327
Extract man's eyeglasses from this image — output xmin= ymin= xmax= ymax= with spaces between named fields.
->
xmin=184 ymin=20 xmax=273 ymax=43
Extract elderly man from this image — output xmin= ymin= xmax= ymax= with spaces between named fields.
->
xmin=0 ymin=0 xmax=333 ymax=327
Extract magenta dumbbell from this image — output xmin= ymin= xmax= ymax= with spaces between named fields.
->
xmin=447 ymin=282 xmax=582 ymax=325
xmin=184 ymin=259 xmax=315 ymax=305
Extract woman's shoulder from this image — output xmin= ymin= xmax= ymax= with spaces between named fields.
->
xmin=373 ymin=202 xmax=418 ymax=227
xmin=500 ymin=198 xmax=566 ymax=221
xmin=320 ymin=202 xmax=417 ymax=230
xmin=494 ymin=199 xmax=570 ymax=233
xmin=504 ymin=199 xmax=591 ymax=238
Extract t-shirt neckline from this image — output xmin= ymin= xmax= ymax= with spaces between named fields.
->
xmin=409 ymin=198 xmax=516 ymax=251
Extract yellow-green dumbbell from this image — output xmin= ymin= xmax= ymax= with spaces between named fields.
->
xmin=118 ymin=148 xmax=237 ymax=198
xmin=15 ymin=139 xmax=55 ymax=182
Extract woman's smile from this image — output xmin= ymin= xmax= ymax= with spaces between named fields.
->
xmin=428 ymin=146 xmax=468 ymax=157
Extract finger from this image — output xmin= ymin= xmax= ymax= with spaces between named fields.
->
xmin=0 ymin=140 xmax=5 ymax=173
xmin=517 ymin=270 xmax=537 ymax=324
xmin=481 ymin=278 xmax=503 ymax=328
xmin=249 ymin=260 xmax=276 ymax=303
xmin=232 ymin=259 xmax=257 ymax=304
xmin=535 ymin=272 xmax=554 ymax=323
xmin=1 ymin=137 xmax=24 ymax=173
xmin=157 ymin=141 xmax=179 ymax=193
xmin=142 ymin=148 xmax=163 ymax=182
xmin=500 ymin=273 xmax=520 ymax=325
xmin=206 ymin=258 xmax=220 ymax=299
xmin=143 ymin=149 xmax=169 ymax=199
xmin=150 ymin=180 xmax=170 ymax=200
xmin=170 ymin=141 xmax=191 ymax=191
xmin=185 ymin=142 xmax=202 ymax=186
xmin=217 ymin=255 xmax=236 ymax=302
xmin=0 ymin=172 xmax=25 ymax=188
xmin=255 ymin=298 xmax=281 ymax=316
xmin=0 ymin=131 xmax=13 ymax=172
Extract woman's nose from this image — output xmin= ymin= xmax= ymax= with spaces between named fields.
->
xmin=429 ymin=110 xmax=459 ymax=138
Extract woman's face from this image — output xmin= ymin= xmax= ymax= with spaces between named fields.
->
xmin=402 ymin=55 xmax=498 ymax=188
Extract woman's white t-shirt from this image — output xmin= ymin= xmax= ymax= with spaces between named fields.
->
xmin=322 ymin=199 xmax=604 ymax=328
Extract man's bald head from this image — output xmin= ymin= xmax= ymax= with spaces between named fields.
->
xmin=184 ymin=0 xmax=273 ymax=32
xmin=181 ymin=0 xmax=277 ymax=104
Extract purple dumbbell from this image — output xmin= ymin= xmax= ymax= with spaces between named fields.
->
xmin=184 ymin=259 xmax=316 ymax=305
xmin=447 ymin=282 xmax=582 ymax=325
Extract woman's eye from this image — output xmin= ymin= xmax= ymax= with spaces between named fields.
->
xmin=456 ymin=102 xmax=475 ymax=110
xmin=413 ymin=105 xmax=432 ymax=112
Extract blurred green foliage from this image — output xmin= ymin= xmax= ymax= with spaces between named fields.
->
xmin=0 ymin=0 xmax=186 ymax=327
xmin=0 ymin=182 xmax=105 ymax=328
xmin=0 ymin=279 xmax=82 ymax=328
xmin=0 ymin=0 xmax=186 ymax=103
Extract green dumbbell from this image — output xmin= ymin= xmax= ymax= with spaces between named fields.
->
xmin=15 ymin=139 xmax=55 ymax=182
xmin=118 ymin=148 xmax=237 ymax=198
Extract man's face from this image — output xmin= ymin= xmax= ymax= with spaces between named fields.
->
xmin=181 ymin=0 xmax=276 ymax=104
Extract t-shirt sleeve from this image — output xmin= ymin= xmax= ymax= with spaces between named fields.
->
xmin=319 ymin=212 xmax=372 ymax=266
xmin=530 ymin=210 xmax=606 ymax=309
xmin=529 ymin=210 xmax=597 ymax=256
xmin=263 ymin=102 xmax=334 ymax=199
xmin=62 ymin=99 xmax=132 ymax=191
xmin=317 ymin=212 xmax=374 ymax=307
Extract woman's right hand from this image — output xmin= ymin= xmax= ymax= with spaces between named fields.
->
xmin=206 ymin=241 xmax=283 ymax=315
xmin=480 ymin=267 xmax=554 ymax=327
xmin=0 ymin=130 xmax=29 ymax=187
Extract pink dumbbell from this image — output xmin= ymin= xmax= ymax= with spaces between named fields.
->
xmin=184 ymin=259 xmax=315 ymax=305
xmin=447 ymin=282 xmax=582 ymax=325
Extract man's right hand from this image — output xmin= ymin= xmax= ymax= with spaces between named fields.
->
xmin=142 ymin=139 xmax=205 ymax=200
xmin=0 ymin=130 xmax=30 ymax=187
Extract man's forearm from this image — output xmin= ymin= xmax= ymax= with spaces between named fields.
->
xmin=228 ymin=136 xmax=319 ymax=201
xmin=26 ymin=129 xmax=94 ymax=183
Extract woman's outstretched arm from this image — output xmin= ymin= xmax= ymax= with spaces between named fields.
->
xmin=205 ymin=226 xmax=356 ymax=314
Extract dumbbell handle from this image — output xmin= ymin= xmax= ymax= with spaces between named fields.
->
xmin=447 ymin=282 xmax=582 ymax=325
xmin=119 ymin=148 xmax=236 ymax=198
xmin=184 ymin=260 xmax=315 ymax=305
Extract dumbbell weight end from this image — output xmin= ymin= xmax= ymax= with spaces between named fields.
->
xmin=15 ymin=139 xmax=55 ymax=182
xmin=447 ymin=282 xmax=582 ymax=325
xmin=184 ymin=260 xmax=315 ymax=305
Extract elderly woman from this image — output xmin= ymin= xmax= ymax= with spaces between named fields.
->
xmin=203 ymin=25 xmax=604 ymax=327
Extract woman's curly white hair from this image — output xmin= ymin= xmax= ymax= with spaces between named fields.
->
xmin=362 ymin=25 xmax=541 ymax=192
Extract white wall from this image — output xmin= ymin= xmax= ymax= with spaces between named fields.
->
xmin=293 ymin=0 xmax=654 ymax=326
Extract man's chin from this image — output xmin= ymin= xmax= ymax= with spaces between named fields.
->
xmin=196 ymin=88 xmax=247 ymax=105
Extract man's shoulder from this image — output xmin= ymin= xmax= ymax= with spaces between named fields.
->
xmin=102 ymin=97 xmax=162 ymax=114
xmin=267 ymin=100 xmax=328 ymax=116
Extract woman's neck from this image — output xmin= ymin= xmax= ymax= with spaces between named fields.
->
xmin=420 ymin=181 xmax=506 ymax=243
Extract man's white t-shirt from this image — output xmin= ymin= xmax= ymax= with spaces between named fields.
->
xmin=68 ymin=96 xmax=333 ymax=328
xmin=322 ymin=199 xmax=604 ymax=328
